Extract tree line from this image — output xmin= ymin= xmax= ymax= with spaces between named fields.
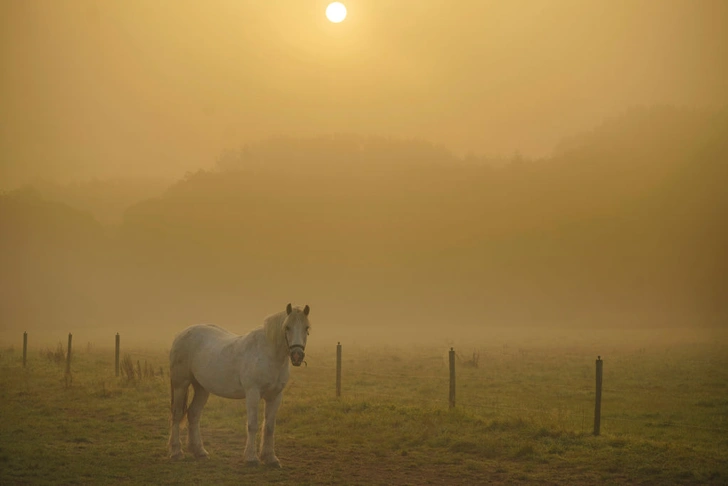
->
xmin=2 ymin=106 xmax=726 ymax=334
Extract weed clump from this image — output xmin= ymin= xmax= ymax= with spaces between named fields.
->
xmin=120 ymin=354 xmax=135 ymax=381
xmin=120 ymin=355 xmax=161 ymax=381
xmin=457 ymin=350 xmax=480 ymax=368
xmin=42 ymin=343 xmax=65 ymax=364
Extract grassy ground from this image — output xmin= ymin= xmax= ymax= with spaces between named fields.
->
xmin=0 ymin=332 xmax=726 ymax=485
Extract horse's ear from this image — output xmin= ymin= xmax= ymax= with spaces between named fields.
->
xmin=303 ymin=305 xmax=310 ymax=316
xmin=286 ymin=303 xmax=292 ymax=315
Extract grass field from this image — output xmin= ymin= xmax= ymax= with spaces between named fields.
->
xmin=1 ymin=329 xmax=727 ymax=485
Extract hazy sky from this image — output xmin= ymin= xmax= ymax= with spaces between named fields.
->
xmin=1 ymin=0 xmax=727 ymax=186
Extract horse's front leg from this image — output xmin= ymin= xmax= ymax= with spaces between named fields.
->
xmin=243 ymin=388 xmax=261 ymax=465
xmin=260 ymin=392 xmax=283 ymax=467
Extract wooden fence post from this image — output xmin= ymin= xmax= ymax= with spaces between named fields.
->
xmin=594 ymin=355 xmax=603 ymax=436
xmin=23 ymin=331 xmax=27 ymax=367
xmin=115 ymin=333 xmax=120 ymax=377
xmin=449 ymin=347 xmax=456 ymax=409
xmin=336 ymin=342 xmax=342 ymax=398
xmin=65 ymin=333 xmax=73 ymax=384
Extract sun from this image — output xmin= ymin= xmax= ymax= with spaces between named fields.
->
xmin=326 ymin=2 xmax=347 ymax=23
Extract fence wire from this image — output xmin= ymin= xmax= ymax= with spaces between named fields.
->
xmin=293 ymin=353 xmax=727 ymax=436
xmin=603 ymin=415 xmax=728 ymax=433
xmin=14 ymin=332 xmax=727 ymax=437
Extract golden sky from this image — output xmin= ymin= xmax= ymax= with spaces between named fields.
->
xmin=1 ymin=0 xmax=727 ymax=185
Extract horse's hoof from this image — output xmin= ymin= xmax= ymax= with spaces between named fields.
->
xmin=194 ymin=450 xmax=210 ymax=460
xmin=265 ymin=461 xmax=282 ymax=469
xmin=261 ymin=454 xmax=281 ymax=468
xmin=170 ymin=451 xmax=184 ymax=461
xmin=245 ymin=459 xmax=261 ymax=467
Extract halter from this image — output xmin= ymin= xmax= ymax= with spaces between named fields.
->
xmin=285 ymin=332 xmax=304 ymax=351
xmin=285 ymin=333 xmax=307 ymax=366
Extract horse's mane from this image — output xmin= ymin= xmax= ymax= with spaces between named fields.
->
xmin=263 ymin=310 xmax=287 ymax=347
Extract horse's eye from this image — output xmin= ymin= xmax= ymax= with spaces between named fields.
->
xmin=306 ymin=327 xmax=310 ymax=335
xmin=285 ymin=326 xmax=290 ymax=332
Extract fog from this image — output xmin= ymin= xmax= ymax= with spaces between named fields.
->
xmin=3 ymin=0 xmax=728 ymax=186
xmin=1 ymin=2 xmax=727 ymax=346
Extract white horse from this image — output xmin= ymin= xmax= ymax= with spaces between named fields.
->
xmin=168 ymin=303 xmax=311 ymax=466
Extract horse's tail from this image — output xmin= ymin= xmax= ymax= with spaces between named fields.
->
xmin=170 ymin=378 xmax=189 ymax=426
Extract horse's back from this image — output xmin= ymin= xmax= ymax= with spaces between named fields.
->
xmin=170 ymin=325 xmax=230 ymax=371
xmin=171 ymin=324 xmax=238 ymax=355
xmin=172 ymin=324 xmax=232 ymax=343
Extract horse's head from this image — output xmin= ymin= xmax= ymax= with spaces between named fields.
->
xmin=283 ymin=303 xmax=310 ymax=367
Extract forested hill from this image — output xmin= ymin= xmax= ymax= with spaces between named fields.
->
xmin=2 ymin=107 xmax=726 ymax=335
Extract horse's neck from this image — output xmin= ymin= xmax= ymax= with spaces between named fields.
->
xmin=270 ymin=336 xmax=289 ymax=362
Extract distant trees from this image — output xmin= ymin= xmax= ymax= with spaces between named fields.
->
xmin=214 ymin=134 xmax=459 ymax=175
xmin=2 ymin=106 xmax=726 ymax=332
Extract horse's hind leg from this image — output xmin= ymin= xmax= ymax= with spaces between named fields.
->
xmin=169 ymin=381 xmax=189 ymax=460
xmin=187 ymin=383 xmax=210 ymax=458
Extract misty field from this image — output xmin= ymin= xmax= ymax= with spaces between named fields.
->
xmin=1 ymin=331 xmax=726 ymax=485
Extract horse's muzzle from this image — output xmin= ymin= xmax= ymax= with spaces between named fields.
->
xmin=290 ymin=346 xmax=305 ymax=367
